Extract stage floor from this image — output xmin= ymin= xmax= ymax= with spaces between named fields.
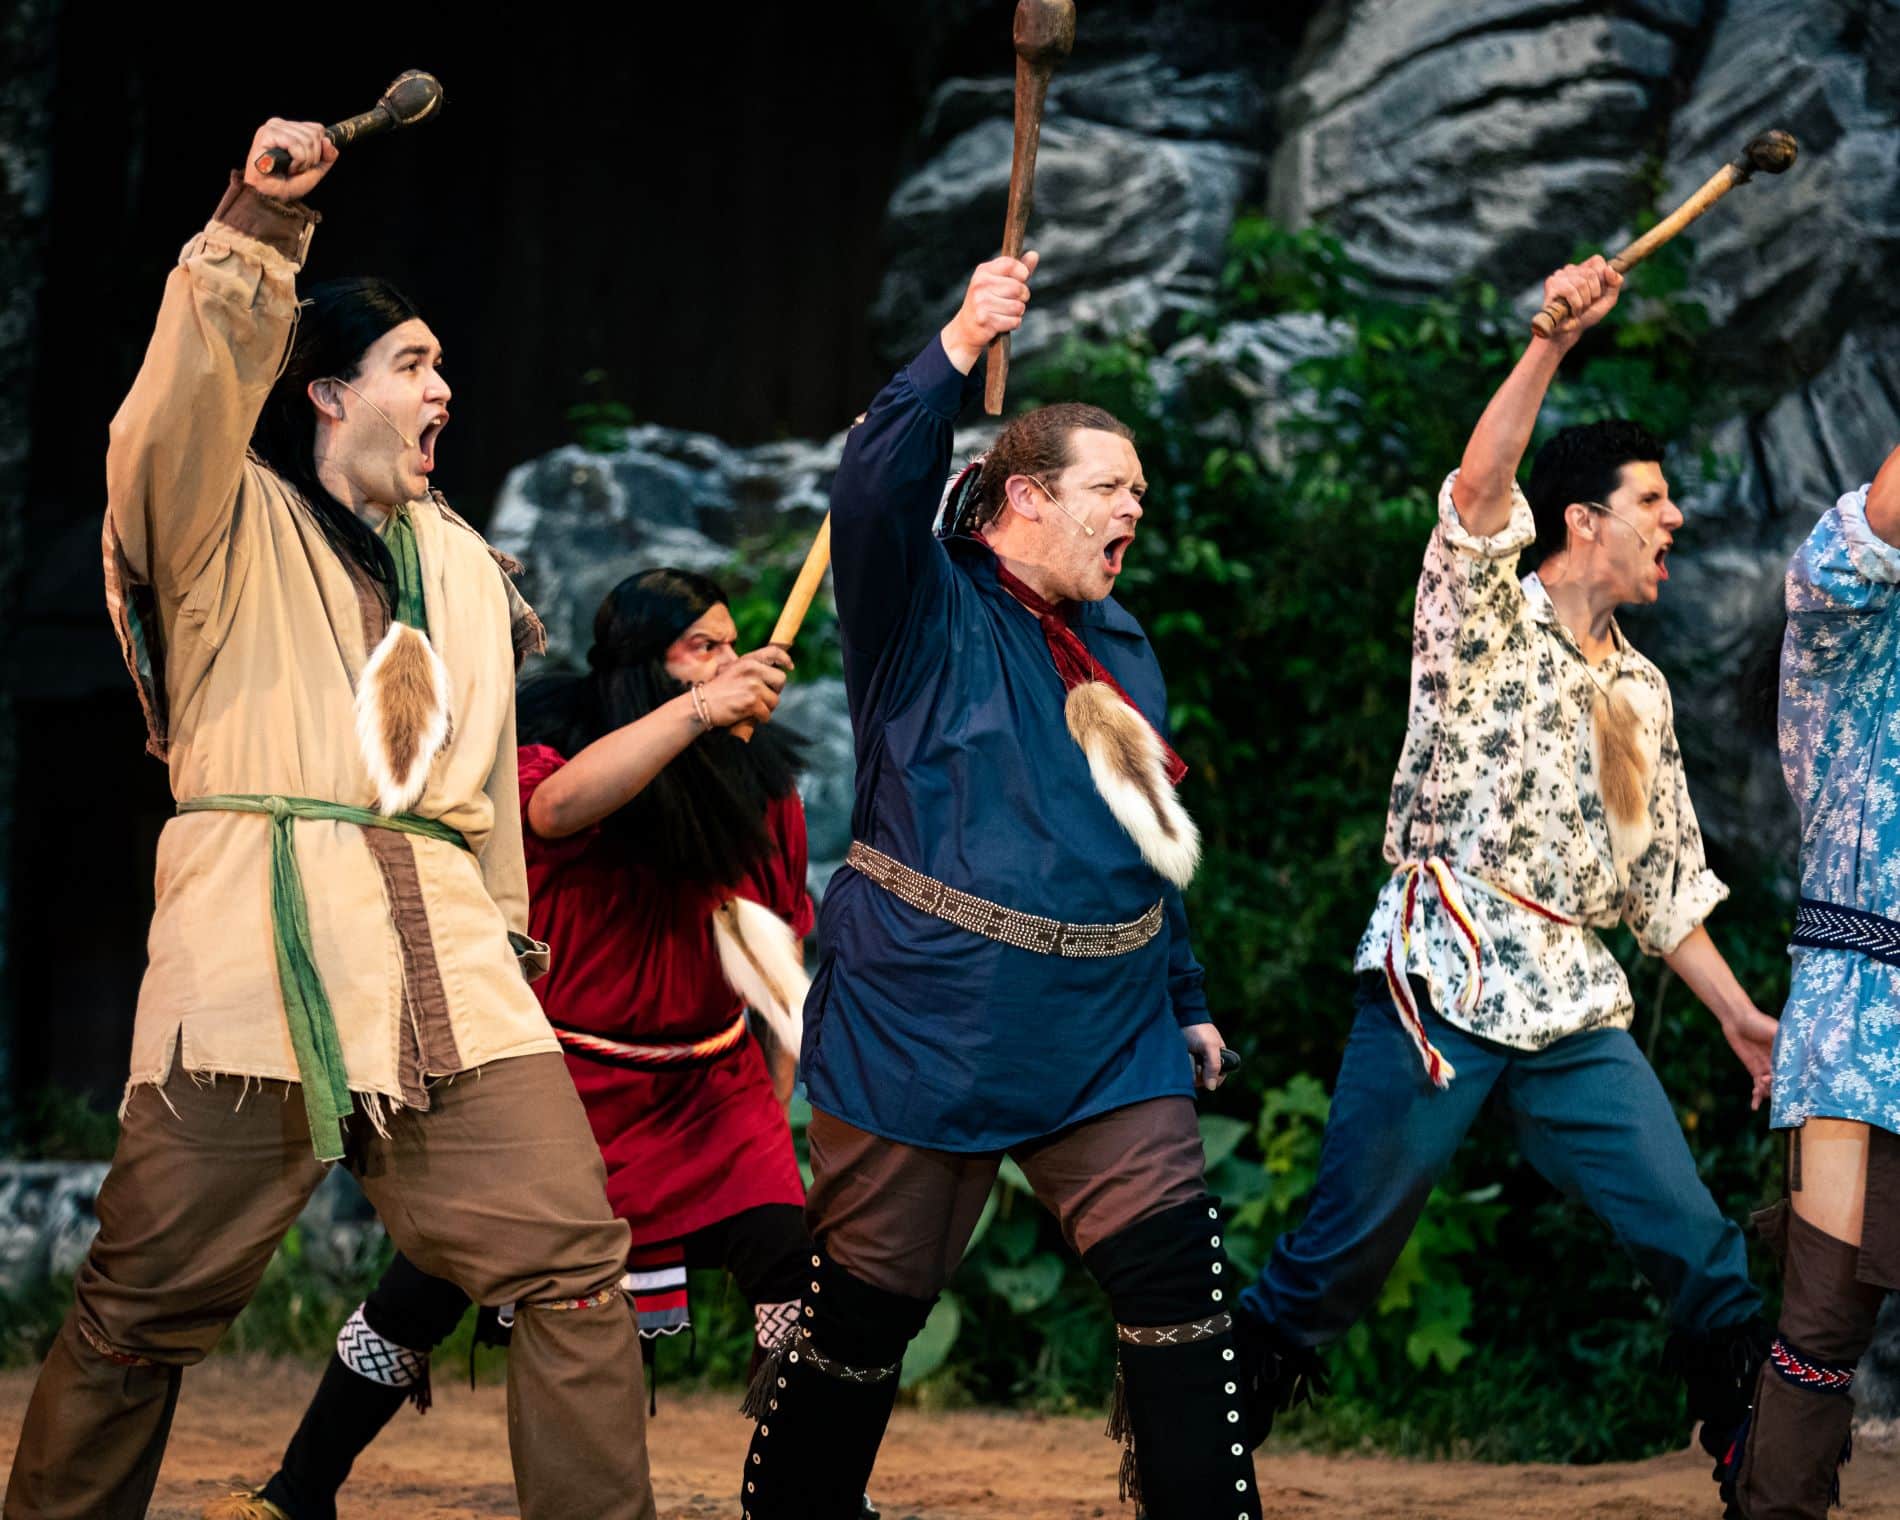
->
xmin=3 ymin=1360 xmax=1896 ymax=1518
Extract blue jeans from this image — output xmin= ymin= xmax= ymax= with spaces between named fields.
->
xmin=1240 ymin=975 xmax=1760 ymax=1345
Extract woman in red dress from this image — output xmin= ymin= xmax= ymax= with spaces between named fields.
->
xmin=215 ymin=568 xmax=866 ymax=1520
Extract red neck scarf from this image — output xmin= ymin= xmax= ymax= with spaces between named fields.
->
xmin=992 ymin=560 xmax=1188 ymax=786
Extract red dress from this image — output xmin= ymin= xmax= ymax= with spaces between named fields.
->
xmin=519 ymin=744 xmax=812 ymax=1247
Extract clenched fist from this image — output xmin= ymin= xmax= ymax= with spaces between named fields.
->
xmin=1537 ymin=254 xmax=1622 ymax=345
xmin=699 ymin=646 xmax=792 ymax=729
xmin=940 ymin=252 xmax=1041 ymax=374
xmin=242 ymin=118 xmax=339 ymax=202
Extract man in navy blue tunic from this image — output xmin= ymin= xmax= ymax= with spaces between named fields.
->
xmin=737 ymin=255 xmax=1260 ymax=1519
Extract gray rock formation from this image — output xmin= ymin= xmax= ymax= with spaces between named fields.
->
xmin=1153 ymin=312 xmax=1352 ymax=462
xmin=489 ymin=429 xmax=840 ymax=666
xmin=871 ymin=50 xmax=1270 ymax=367
xmin=1272 ymin=1 xmax=1711 ymax=294
xmin=1661 ymin=0 xmax=1900 ymax=383
xmin=0 ymin=1161 xmax=384 ymax=1301
xmin=0 ymin=1162 xmax=109 ymax=1296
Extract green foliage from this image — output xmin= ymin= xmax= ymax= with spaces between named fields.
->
xmin=5 ymin=217 xmax=1783 ymax=1467
xmin=858 ymin=212 xmax=1783 ymax=1459
xmin=7 ymin=1088 xmax=121 ymax=1160
xmin=719 ymin=526 xmax=843 ymax=681
xmin=568 ymin=368 xmax=638 ymax=454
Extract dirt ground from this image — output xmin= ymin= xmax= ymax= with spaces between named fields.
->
xmin=3 ymin=1361 xmax=1897 ymax=1519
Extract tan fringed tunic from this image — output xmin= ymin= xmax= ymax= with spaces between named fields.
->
xmin=104 ymin=175 xmax=556 ymax=1117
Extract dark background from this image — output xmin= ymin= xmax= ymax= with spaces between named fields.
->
xmin=3 ymin=1 xmax=1049 ymax=1112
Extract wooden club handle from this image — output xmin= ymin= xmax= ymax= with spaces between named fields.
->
xmin=731 ymin=516 xmax=832 ymax=743
xmin=983 ymin=0 xmax=1076 ymax=416
xmin=1530 ymin=160 xmax=1746 ymax=339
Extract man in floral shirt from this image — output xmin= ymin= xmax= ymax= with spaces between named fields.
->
xmin=1722 ymin=442 xmax=1900 ymax=1518
xmin=1236 ymin=256 xmax=1779 ymax=1479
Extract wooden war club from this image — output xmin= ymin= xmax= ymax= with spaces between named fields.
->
xmin=735 ymin=0 xmax=1077 ymax=737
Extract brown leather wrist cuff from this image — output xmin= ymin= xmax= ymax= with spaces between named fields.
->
xmin=212 ymin=170 xmax=320 ymax=262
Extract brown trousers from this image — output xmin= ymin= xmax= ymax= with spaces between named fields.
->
xmin=807 ymin=1097 xmax=1208 ymax=1298
xmin=2 ymin=1053 xmax=655 ymax=1520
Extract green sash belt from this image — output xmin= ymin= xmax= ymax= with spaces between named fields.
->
xmin=177 ymin=794 xmax=469 ymax=1160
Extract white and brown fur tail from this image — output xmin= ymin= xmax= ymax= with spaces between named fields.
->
xmin=1065 ymin=681 xmax=1201 ymax=889
xmin=355 ymin=622 xmax=452 ymax=816
xmin=713 ymin=897 xmax=808 ymax=1057
xmin=1594 ymin=674 xmax=1660 ymax=875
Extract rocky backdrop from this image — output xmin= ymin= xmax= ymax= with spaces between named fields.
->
xmin=3 ymin=0 xmax=1895 ymax=1425
xmin=486 ymin=0 xmax=1900 ymax=1416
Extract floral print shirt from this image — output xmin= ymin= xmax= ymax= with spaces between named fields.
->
xmin=1775 ymin=486 xmax=1900 ymax=1134
xmin=1353 ymin=471 xmax=1729 ymax=1052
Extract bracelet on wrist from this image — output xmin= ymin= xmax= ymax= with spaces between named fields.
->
xmin=690 ymin=682 xmax=712 ymax=731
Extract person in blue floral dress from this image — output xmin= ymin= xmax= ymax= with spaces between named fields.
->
xmin=1725 ymin=444 xmax=1900 ymax=1518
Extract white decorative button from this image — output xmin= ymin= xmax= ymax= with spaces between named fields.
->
xmin=1212 ymin=1235 xmax=1221 ymax=1247
xmin=752 ymin=1454 xmax=761 ymax=1464
xmin=778 ymin=1377 xmax=787 ymax=1387
xmin=1208 ymin=1207 xmax=1218 ymax=1218
xmin=747 ymin=1483 xmax=755 ymax=1493
xmin=1213 ymin=1263 xmax=1223 ymax=1274
xmin=761 ymin=1425 xmax=769 ymax=1436
xmin=1222 ymin=1349 xmax=1235 ymax=1361
xmin=812 ymin=1255 xmax=821 ymax=1266
xmin=789 ymin=1352 xmax=800 ymax=1363
xmin=1227 ymin=1410 xmax=1240 ymax=1423
xmin=1236 ymin=1480 xmax=1248 ymax=1491
xmin=770 ymin=1400 xmax=778 ymax=1411
xmin=1231 ymin=1443 xmax=1243 ymax=1456
xmin=1212 ymin=1289 xmax=1224 ymax=1302
xmin=1225 ymin=1382 xmax=1237 ymax=1394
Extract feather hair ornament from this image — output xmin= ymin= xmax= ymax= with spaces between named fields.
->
xmin=713 ymin=897 xmax=808 ymax=1056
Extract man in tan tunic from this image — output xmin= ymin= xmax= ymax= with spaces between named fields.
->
xmin=2 ymin=118 xmax=656 ymax=1520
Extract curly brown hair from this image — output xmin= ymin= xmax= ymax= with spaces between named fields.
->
xmin=969 ymin=402 xmax=1135 ymax=530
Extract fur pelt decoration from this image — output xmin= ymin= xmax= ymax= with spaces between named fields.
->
xmin=355 ymin=621 xmax=453 ymax=815
xmin=1593 ymin=673 xmax=1659 ymax=874
xmin=713 ymin=896 xmax=808 ymax=1056
xmin=1064 ymin=681 xmax=1201 ymax=889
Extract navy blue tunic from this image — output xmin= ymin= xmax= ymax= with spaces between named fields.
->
xmin=801 ymin=335 xmax=1211 ymax=1152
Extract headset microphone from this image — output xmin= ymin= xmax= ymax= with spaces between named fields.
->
xmin=325 ymin=377 xmax=418 ymax=450
xmin=1028 ymin=474 xmax=1095 ymax=537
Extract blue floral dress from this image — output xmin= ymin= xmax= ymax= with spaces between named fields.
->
xmin=1777 ymin=484 xmax=1900 ymax=1135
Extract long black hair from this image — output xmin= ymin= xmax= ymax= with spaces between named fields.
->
xmin=517 ymin=568 xmax=806 ymax=884
xmin=251 ymin=277 xmax=423 ymax=614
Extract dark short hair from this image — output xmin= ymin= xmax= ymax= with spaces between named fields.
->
xmin=1524 ymin=420 xmax=1666 ymax=571
xmin=970 ymin=402 xmax=1135 ymax=529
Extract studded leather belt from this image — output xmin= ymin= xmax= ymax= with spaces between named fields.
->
xmin=845 ymin=840 xmax=1164 ymax=959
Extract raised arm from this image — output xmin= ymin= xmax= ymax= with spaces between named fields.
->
xmin=829 ymin=254 xmax=1037 ymax=697
xmin=1862 ymin=440 xmax=1900 ymax=547
xmin=1450 ymin=256 xmax=1622 ymax=539
xmin=527 ymin=649 xmax=792 ymax=839
xmin=107 ymin=119 xmax=336 ymax=597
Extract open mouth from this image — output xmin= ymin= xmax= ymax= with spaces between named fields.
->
xmin=1654 ymin=541 xmax=1671 ymax=582
xmin=1103 ymin=532 xmax=1134 ymax=577
xmin=418 ymin=414 xmax=448 ymax=474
